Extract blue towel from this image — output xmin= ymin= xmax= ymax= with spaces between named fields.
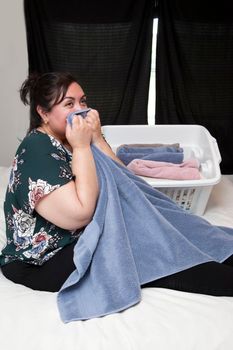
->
xmin=67 ymin=108 xmax=91 ymax=125
xmin=57 ymin=146 xmax=233 ymax=323
xmin=116 ymin=146 xmax=184 ymax=165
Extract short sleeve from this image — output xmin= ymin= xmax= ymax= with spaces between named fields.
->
xmin=12 ymin=132 xmax=73 ymax=215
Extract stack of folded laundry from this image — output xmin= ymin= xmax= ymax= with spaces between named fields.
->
xmin=116 ymin=143 xmax=201 ymax=180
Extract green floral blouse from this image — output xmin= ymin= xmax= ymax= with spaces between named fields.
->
xmin=0 ymin=130 xmax=82 ymax=266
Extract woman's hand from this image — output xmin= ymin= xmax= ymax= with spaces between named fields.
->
xmin=85 ymin=109 xmax=103 ymax=144
xmin=85 ymin=109 xmax=125 ymax=166
xmin=65 ymin=115 xmax=92 ymax=150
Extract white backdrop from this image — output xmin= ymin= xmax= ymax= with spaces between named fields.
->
xmin=0 ymin=0 xmax=28 ymax=166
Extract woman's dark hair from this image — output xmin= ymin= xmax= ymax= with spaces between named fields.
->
xmin=19 ymin=72 xmax=79 ymax=133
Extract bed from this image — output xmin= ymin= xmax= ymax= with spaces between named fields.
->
xmin=1 ymin=165 xmax=233 ymax=350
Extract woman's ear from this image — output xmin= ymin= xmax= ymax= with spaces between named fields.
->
xmin=36 ymin=105 xmax=48 ymax=124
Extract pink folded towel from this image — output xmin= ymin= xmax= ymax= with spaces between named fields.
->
xmin=127 ymin=158 xmax=201 ymax=180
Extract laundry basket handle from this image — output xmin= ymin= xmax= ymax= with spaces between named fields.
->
xmin=212 ymin=137 xmax=222 ymax=164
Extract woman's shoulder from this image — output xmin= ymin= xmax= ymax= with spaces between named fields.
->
xmin=14 ymin=130 xmax=71 ymax=167
xmin=16 ymin=130 xmax=54 ymax=155
xmin=21 ymin=129 xmax=51 ymax=146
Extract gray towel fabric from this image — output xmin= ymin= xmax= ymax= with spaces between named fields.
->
xmin=116 ymin=143 xmax=180 ymax=149
xmin=116 ymin=145 xmax=184 ymax=165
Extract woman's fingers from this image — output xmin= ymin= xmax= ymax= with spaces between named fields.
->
xmin=66 ymin=115 xmax=92 ymax=149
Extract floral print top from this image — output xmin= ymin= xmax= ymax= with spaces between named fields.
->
xmin=0 ymin=130 xmax=82 ymax=266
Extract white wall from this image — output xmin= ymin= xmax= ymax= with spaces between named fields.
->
xmin=0 ymin=0 xmax=28 ymax=166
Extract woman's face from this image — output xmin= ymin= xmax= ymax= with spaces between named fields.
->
xmin=43 ymin=82 xmax=87 ymax=141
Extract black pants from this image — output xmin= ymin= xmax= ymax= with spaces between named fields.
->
xmin=2 ymin=242 xmax=233 ymax=295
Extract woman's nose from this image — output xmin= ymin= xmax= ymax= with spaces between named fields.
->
xmin=74 ymin=104 xmax=83 ymax=111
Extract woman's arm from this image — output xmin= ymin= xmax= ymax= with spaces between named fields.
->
xmin=85 ymin=110 xmax=125 ymax=166
xmin=35 ymin=116 xmax=99 ymax=231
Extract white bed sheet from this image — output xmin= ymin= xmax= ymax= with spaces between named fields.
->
xmin=0 ymin=166 xmax=233 ymax=350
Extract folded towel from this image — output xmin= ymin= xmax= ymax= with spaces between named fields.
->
xmin=127 ymin=158 xmax=201 ymax=180
xmin=57 ymin=146 xmax=233 ymax=323
xmin=116 ymin=146 xmax=184 ymax=165
xmin=117 ymin=143 xmax=180 ymax=149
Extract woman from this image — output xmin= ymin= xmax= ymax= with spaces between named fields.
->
xmin=1 ymin=72 xmax=233 ymax=296
xmin=0 ymin=72 xmax=122 ymax=291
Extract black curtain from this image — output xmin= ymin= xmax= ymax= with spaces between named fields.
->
xmin=156 ymin=0 xmax=233 ymax=174
xmin=24 ymin=0 xmax=155 ymax=126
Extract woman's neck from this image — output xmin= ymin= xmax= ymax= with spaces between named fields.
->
xmin=36 ymin=126 xmax=71 ymax=151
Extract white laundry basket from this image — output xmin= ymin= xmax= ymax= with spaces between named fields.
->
xmin=102 ymin=124 xmax=222 ymax=215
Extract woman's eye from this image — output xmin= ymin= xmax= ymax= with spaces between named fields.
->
xmin=80 ymin=99 xmax=87 ymax=106
xmin=66 ymin=102 xmax=74 ymax=107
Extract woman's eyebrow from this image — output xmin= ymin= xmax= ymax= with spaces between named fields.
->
xmin=63 ymin=96 xmax=75 ymax=101
xmin=63 ymin=94 xmax=86 ymax=101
